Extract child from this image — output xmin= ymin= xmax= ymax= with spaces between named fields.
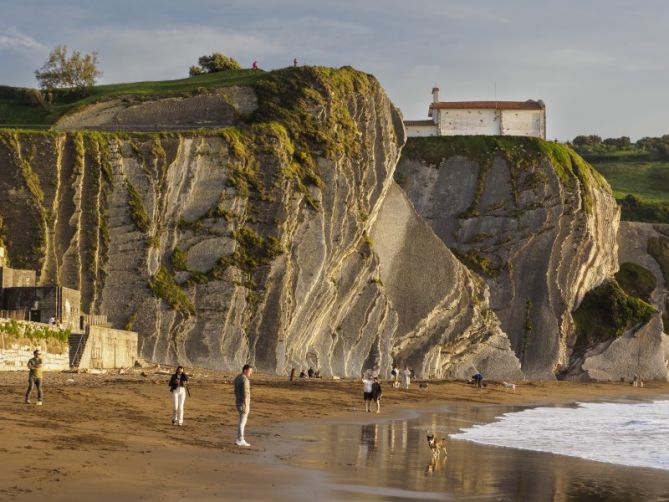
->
xmin=371 ymin=377 xmax=383 ymax=414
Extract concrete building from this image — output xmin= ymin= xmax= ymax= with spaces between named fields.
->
xmin=405 ymin=87 xmax=546 ymax=139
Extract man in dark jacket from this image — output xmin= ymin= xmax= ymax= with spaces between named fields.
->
xmin=234 ymin=364 xmax=253 ymax=447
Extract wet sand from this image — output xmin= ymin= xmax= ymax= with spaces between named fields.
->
xmin=1 ymin=370 xmax=668 ymax=501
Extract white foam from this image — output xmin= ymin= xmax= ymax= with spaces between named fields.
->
xmin=450 ymin=400 xmax=669 ymax=471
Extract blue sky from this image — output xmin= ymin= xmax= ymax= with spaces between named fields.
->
xmin=1 ymin=0 xmax=668 ymax=140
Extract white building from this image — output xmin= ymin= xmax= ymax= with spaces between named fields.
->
xmin=405 ymin=87 xmax=546 ymax=139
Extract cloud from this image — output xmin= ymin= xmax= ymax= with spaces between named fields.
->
xmin=0 ymin=28 xmax=44 ymax=51
xmin=71 ymin=26 xmax=285 ymax=82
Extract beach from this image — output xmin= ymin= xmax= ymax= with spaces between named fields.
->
xmin=2 ymin=370 xmax=669 ymax=501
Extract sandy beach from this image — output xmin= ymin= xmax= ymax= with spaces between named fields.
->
xmin=2 ymin=370 xmax=669 ymax=501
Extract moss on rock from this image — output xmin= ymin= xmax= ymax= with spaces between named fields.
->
xmin=614 ymin=262 xmax=657 ymax=301
xmin=572 ymin=279 xmax=655 ymax=353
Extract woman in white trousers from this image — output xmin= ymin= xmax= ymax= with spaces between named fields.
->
xmin=169 ymin=366 xmax=189 ymax=426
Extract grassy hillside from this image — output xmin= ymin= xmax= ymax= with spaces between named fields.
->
xmin=0 ymin=69 xmax=266 ymax=127
xmin=588 ymin=159 xmax=669 ymax=222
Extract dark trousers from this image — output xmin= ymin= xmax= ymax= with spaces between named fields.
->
xmin=26 ymin=375 xmax=42 ymax=401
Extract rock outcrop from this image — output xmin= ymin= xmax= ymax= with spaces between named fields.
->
xmin=0 ymin=67 xmax=521 ymax=378
xmin=396 ymin=137 xmax=620 ymax=378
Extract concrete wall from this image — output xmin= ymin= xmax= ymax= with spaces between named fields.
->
xmin=0 ymin=266 xmax=36 ymax=288
xmin=405 ymin=124 xmax=438 ymax=137
xmin=501 ymin=109 xmax=545 ymax=138
xmin=438 ymin=109 xmax=500 ymax=136
xmin=77 ymin=325 xmax=138 ymax=369
xmin=432 ymin=108 xmax=546 ymax=138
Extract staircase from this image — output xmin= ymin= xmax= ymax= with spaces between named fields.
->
xmin=68 ymin=333 xmax=88 ymax=369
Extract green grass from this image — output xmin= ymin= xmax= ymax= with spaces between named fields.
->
xmin=0 ymin=70 xmax=266 ymax=126
xmin=592 ymin=160 xmax=669 ymax=205
xmin=588 ymin=159 xmax=669 ymax=223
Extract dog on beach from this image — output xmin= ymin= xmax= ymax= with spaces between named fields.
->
xmin=426 ymin=434 xmax=446 ymax=458
xmin=633 ymin=374 xmax=644 ymax=388
xmin=502 ymin=381 xmax=516 ymax=392
xmin=419 ymin=383 xmax=429 ymax=390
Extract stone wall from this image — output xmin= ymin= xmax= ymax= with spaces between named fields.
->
xmin=77 ymin=325 xmax=138 ymax=369
xmin=0 ymin=340 xmax=69 ymax=371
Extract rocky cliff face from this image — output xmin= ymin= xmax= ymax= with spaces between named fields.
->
xmin=0 ymin=67 xmax=521 ymax=378
xmin=396 ymin=137 xmax=620 ymax=379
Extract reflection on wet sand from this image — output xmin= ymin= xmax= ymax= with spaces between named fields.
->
xmin=293 ymin=405 xmax=669 ymax=501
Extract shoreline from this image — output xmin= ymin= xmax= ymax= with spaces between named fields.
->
xmin=1 ymin=371 xmax=669 ymax=500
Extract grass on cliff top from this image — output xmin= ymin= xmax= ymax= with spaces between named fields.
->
xmin=572 ymin=279 xmax=655 ymax=354
xmin=0 ymin=69 xmax=266 ymax=126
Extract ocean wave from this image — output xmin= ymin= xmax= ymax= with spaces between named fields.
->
xmin=450 ymin=400 xmax=669 ymax=471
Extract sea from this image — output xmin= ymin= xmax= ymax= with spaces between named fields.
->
xmin=451 ymin=399 xmax=669 ymax=471
xmin=288 ymin=400 xmax=669 ymax=500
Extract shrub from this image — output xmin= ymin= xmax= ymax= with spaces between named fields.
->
xmin=189 ymin=53 xmax=241 ymax=76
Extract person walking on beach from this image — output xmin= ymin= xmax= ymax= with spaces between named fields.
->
xmin=402 ymin=366 xmax=411 ymax=390
xmin=362 ymin=372 xmax=374 ymax=412
xmin=371 ymin=377 xmax=382 ymax=414
xmin=169 ymin=366 xmax=189 ymax=426
xmin=234 ymin=364 xmax=253 ymax=447
xmin=25 ymin=349 xmax=43 ymax=405
xmin=391 ymin=365 xmax=399 ymax=388
xmin=472 ymin=372 xmax=483 ymax=389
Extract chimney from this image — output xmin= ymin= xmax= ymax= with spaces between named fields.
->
xmin=432 ymin=86 xmax=440 ymax=104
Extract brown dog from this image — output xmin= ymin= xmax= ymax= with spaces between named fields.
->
xmin=427 ymin=434 xmax=446 ymax=458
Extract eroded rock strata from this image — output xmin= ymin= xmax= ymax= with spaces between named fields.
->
xmin=397 ymin=137 xmax=621 ymax=378
xmin=0 ymin=67 xmax=520 ymax=378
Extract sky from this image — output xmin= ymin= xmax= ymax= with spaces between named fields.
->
xmin=1 ymin=0 xmax=668 ymax=140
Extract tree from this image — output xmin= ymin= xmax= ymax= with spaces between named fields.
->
xmin=189 ymin=52 xmax=240 ymax=76
xmin=34 ymin=45 xmax=102 ymax=94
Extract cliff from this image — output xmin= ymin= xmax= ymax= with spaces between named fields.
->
xmin=0 ymin=67 xmax=521 ymax=378
xmin=396 ymin=137 xmax=622 ymax=379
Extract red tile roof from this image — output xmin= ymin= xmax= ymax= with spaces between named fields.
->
xmin=403 ymin=120 xmax=435 ymax=126
xmin=430 ymin=100 xmax=544 ymax=110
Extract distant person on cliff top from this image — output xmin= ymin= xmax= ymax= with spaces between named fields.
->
xmin=25 ymin=349 xmax=43 ymax=405
xmin=234 ymin=364 xmax=253 ymax=447
xmin=168 ymin=366 xmax=189 ymax=426
xmin=371 ymin=377 xmax=383 ymax=414
xmin=402 ymin=366 xmax=411 ymax=390
xmin=293 ymin=58 xmax=298 ymax=67
xmin=362 ymin=372 xmax=374 ymax=412
xmin=252 ymin=61 xmax=258 ymax=70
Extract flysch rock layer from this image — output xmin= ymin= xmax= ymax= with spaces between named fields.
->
xmin=0 ymin=67 xmax=520 ymax=379
xmin=397 ymin=142 xmax=620 ymax=379
xmin=54 ymin=87 xmax=257 ymax=131
xmin=371 ymin=184 xmax=522 ymax=380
